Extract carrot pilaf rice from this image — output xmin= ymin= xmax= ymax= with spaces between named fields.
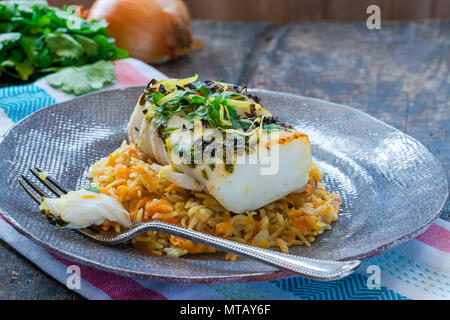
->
xmin=87 ymin=141 xmax=341 ymax=259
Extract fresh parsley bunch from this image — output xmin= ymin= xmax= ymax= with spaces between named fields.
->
xmin=0 ymin=1 xmax=128 ymax=81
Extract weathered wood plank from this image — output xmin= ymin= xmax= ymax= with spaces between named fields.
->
xmin=157 ymin=21 xmax=276 ymax=85
xmin=33 ymin=270 xmax=82 ymax=300
xmin=400 ymin=21 xmax=450 ymax=220
xmin=248 ymin=20 xmax=449 ymax=220
xmin=183 ymin=0 xmax=443 ymax=22
xmin=0 ymin=240 xmax=82 ymax=299
xmin=0 ymin=241 xmax=35 ymax=299
xmin=248 ymin=21 xmax=411 ymax=130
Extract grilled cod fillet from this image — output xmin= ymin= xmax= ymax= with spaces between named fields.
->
xmin=128 ymin=76 xmax=312 ymax=213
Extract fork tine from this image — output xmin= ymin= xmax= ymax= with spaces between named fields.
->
xmin=35 ymin=167 xmax=68 ymax=194
xmin=19 ymin=178 xmax=43 ymax=204
xmin=29 ymin=168 xmax=64 ymax=197
xmin=21 ymin=175 xmax=49 ymax=198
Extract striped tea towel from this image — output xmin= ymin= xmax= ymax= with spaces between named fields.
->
xmin=0 ymin=58 xmax=449 ymax=300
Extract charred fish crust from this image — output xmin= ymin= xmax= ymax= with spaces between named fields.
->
xmin=249 ymin=103 xmax=256 ymax=116
xmin=224 ymin=163 xmax=235 ymax=174
xmin=142 ymin=89 xmax=157 ymax=103
xmin=261 ymin=116 xmax=293 ymax=130
xmin=248 ymin=94 xmax=260 ymax=103
xmin=203 ymin=82 xmax=221 ymax=94
xmin=139 ymin=94 xmax=146 ymax=106
xmin=185 ymin=83 xmax=197 ymax=90
xmin=146 ymin=79 xmax=157 ymax=90
xmin=142 ymin=80 xmax=159 ymax=99
xmin=232 ymin=85 xmax=242 ymax=93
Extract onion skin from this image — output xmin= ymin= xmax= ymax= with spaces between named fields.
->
xmin=88 ymin=0 xmax=192 ymax=63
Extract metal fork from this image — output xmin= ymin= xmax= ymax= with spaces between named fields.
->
xmin=19 ymin=168 xmax=361 ymax=280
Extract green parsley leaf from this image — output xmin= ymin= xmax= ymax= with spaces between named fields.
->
xmin=74 ymin=34 xmax=99 ymax=57
xmin=164 ymin=127 xmax=180 ymax=131
xmin=264 ymin=124 xmax=282 ymax=132
xmin=152 ymin=92 xmax=165 ymax=101
xmin=46 ymin=60 xmax=115 ymax=96
xmin=82 ymin=185 xmax=101 ymax=193
xmin=14 ymin=59 xmax=34 ymax=80
xmin=0 ymin=32 xmax=21 ymax=52
xmin=199 ymin=85 xmax=212 ymax=98
xmin=45 ymin=33 xmax=84 ymax=61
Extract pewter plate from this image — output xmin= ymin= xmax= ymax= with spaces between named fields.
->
xmin=0 ymin=87 xmax=447 ymax=283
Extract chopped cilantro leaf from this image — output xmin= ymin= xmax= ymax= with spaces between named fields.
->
xmin=264 ymin=124 xmax=282 ymax=132
xmin=152 ymin=92 xmax=165 ymax=101
xmin=46 ymin=60 xmax=115 ymax=96
xmin=164 ymin=127 xmax=180 ymax=131
xmin=82 ymin=185 xmax=101 ymax=193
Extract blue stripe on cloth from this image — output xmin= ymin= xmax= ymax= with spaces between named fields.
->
xmin=0 ymin=84 xmax=55 ymax=123
xmin=270 ymin=274 xmax=409 ymax=300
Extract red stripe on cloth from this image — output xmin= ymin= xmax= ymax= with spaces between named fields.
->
xmin=114 ymin=60 xmax=150 ymax=88
xmin=415 ymin=223 xmax=450 ymax=253
xmin=49 ymin=252 xmax=167 ymax=300
xmin=0 ymin=215 xmax=6 ymax=222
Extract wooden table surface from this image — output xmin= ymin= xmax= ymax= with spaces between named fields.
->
xmin=0 ymin=20 xmax=448 ymax=299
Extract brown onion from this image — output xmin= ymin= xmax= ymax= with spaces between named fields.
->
xmin=88 ymin=0 xmax=193 ymax=63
